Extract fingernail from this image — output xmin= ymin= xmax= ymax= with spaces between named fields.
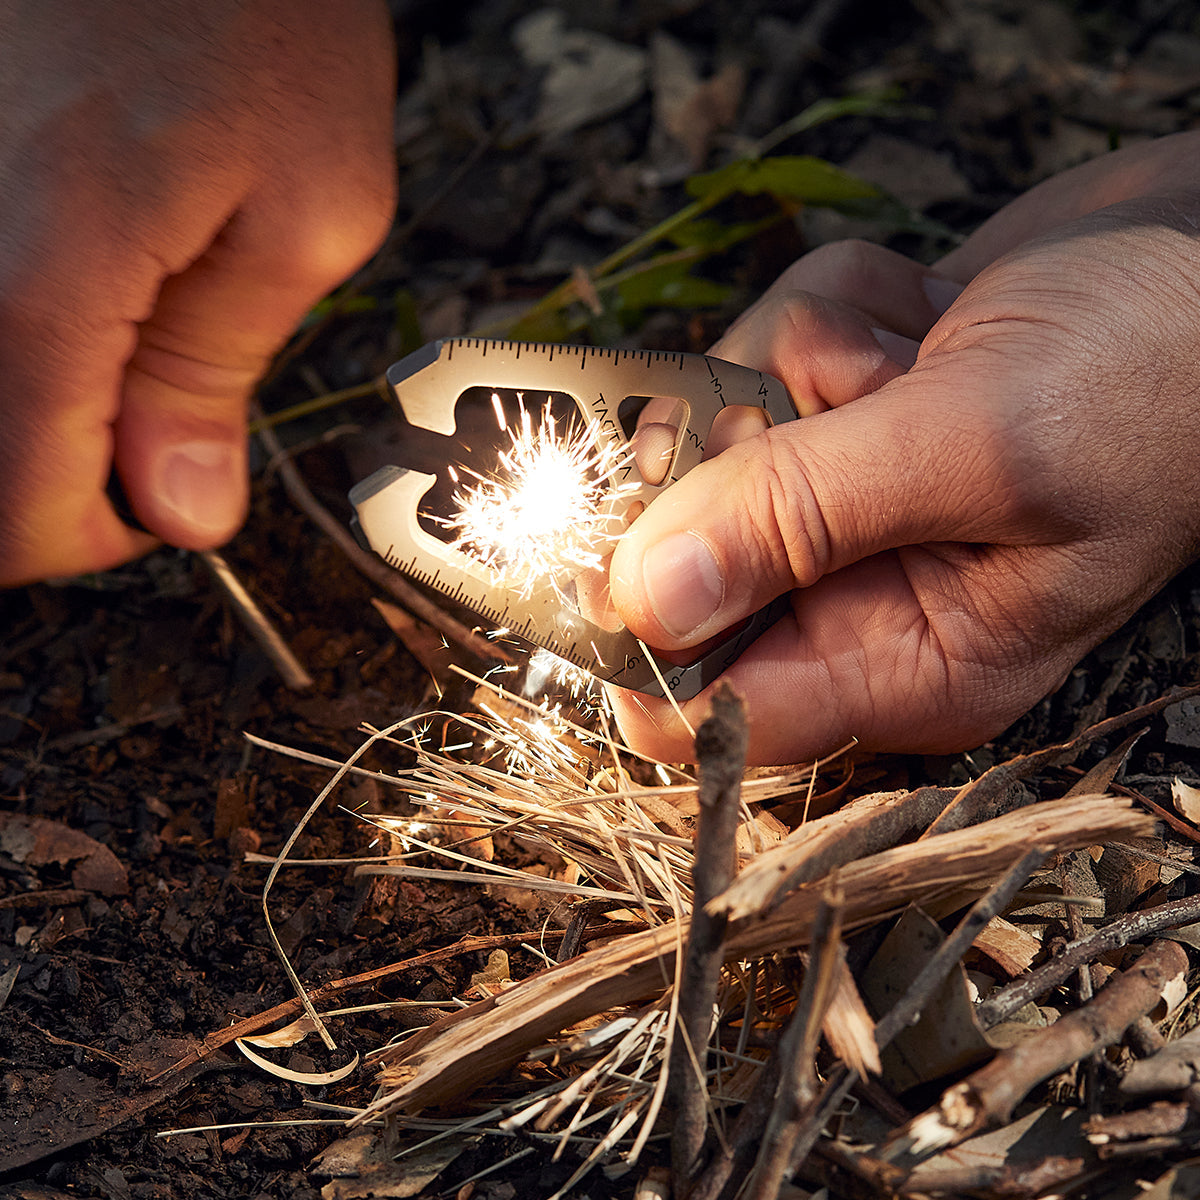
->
xmin=870 ymin=327 xmax=920 ymax=369
xmin=158 ymin=440 xmax=242 ymax=536
xmin=641 ymin=531 xmax=724 ymax=640
xmin=922 ymin=274 xmax=966 ymax=316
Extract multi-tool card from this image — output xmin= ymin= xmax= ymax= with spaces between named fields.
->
xmin=350 ymin=337 xmax=798 ymax=699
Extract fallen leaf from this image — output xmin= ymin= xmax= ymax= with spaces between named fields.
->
xmin=860 ymin=907 xmax=994 ymax=1091
xmin=469 ymin=949 xmax=512 ymax=997
xmin=0 ymin=814 xmax=128 ymax=896
xmin=242 ymin=1015 xmax=322 ymax=1049
xmin=513 ymin=10 xmax=647 ymax=140
xmin=1172 ymin=776 xmax=1200 ymax=824
xmin=313 ymin=1132 xmax=473 ymax=1199
xmin=234 ymin=1040 xmax=359 ymax=1085
xmin=371 ymin=599 xmax=458 ymax=690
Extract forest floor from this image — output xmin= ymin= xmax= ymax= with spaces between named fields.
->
xmin=4 ymin=1 xmax=1200 ymax=1197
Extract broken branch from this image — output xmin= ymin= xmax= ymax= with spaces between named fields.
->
xmin=893 ymin=938 xmax=1189 ymax=1157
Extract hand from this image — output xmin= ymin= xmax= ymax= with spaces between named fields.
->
xmin=0 ymin=0 xmax=397 ymax=585
xmin=609 ymin=207 xmax=1200 ymax=764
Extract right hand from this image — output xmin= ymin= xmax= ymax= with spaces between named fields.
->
xmin=0 ymin=0 xmax=397 ymax=585
xmin=609 ymin=205 xmax=1200 ymax=764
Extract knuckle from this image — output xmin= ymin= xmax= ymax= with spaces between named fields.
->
xmin=751 ymin=438 xmax=830 ymax=588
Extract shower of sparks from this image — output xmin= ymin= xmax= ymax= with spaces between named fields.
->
xmin=442 ymin=394 xmax=639 ymax=602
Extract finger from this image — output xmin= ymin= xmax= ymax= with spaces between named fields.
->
xmin=709 ymin=291 xmax=921 ymax=416
xmin=705 ymin=406 xmax=770 ymax=458
xmin=609 ymin=330 xmax=1074 ymax=652
xmin=631 ymin=422 xmax=679 ymax=485
xmin=0 ymin=288 xmax=157 ymax=584
xmin=718 ymin=240 xmax=963 ymax=350
xmin=114 ymin=174 xmax=395 ymax=548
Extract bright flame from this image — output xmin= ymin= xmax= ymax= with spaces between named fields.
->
xmin=444 ymin=394 xmax=637 ymax=601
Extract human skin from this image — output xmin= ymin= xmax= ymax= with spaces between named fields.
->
xmin=0 ymin=0 xmax=397 ymax=586
xmin=609 ymin=131 xmax=1200 ymax=764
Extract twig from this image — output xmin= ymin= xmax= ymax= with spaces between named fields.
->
xmin=924 ymin=683 xmax=1200 ymax=839
xmin=892 ymin=939 xmax=1189 ymax=1157
xmin=43 ymin=705 xmax=184 ymax=752
xmin=253 ymin=415 xmax=507 ymax=666
xmin=736 ymin=849 xmax=1049 ymax=1195
xmin=783 ymin=1065 xmax=856 ymax=1184
xmin=745 ymin=888 xmax=845 ymax=1200
xmin=670 ymin=683 xmax=748 ymax=1192
xmin=1123 ymin=786 xmax=1200 ymax=848
xmin=1063 ymin=855 xmax=1101 ymax=1112
xmin=1122 ymin=1019 xmax=1200 ymax=1112
xmin=976 ymin=892 xmax=1200 ymax=1028
xmin=354 ymin=795 xmax=1150 ymax=1121
xmin=198 ymin=549 xmax=313 ymax=690
xmin=684 ymin=891 xmax=843 ymax=1200
xmin=147 ymin=929 xmax=566 ymax=1083
xmin=715 ymin=786 xmax=959 ymax=923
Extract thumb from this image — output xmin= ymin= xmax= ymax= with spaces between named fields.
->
xmin=610 ymin=343 xmax=1053 ymax=651
xmin=113 ymin=195 xmax=391 ymax=548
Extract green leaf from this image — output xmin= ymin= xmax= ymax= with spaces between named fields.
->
xmin=612 ymin=260 xmax=731 ymax=311
xmin=667 ymin=216 xmax=769 ymax=252
xmin=686 ymin=155 xmax=882 ymax=208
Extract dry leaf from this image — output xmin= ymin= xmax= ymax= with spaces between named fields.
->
xmin=234 ymin=1039 xmax=359 ymax=1085
xmin=371 ymin=599 xmax=458 ymax=690
xmin=1171 ymin=776 xmax=1200 ymax=824
xmin=860 ymin=907 xmax=994 ymax=1091
xmin=469 ymin=950 xmax=512 ymax=998
xmin=0 ymin=814 xmax=128 ymax=896
xmin=242 ymin=1015 xmax=322 ymax=1049
xmin=513 ymin=10 xmax=646 ymax=140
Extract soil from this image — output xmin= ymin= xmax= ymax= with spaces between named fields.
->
xmin=4 ymin=1 xmax=1200 ymax=1197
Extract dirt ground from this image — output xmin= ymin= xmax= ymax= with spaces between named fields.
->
xmin=4 ymin=1 xmax=1200 ymax=1197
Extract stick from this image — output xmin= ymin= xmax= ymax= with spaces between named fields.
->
xmin=924 ymin=683 xmax=1200 ymax=839
xmin=199 ymin=549 xmax=313 ymax=689
xmin=147 ymin=929 xmax=566 ymax=1082
xmin=745 ymin=889 xmax=844 ymax=1200
xmin=976 ymin=893 xmax=1200 ymax=1028
xmin=670 ymin=683 xmax=748 ymax=1192
xmin=740 ymin=849 xmax=1046 ymax=1195
xmin=893 ymin=939 xmax=1189 ymax=1156
xmin=1063 ymin=855 xmax=1101 ymax=1113
xmin=715 ymin=786 xmax=959 ymax=923
xmin=354 ymin=794 xmax=1151 ymax=1121
xmin=685 ymin=890 xmax=843 ymax=1200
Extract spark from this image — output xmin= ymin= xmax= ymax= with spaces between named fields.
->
xmin=444 ymin=394 xmax=637 ymax=602
xmin=524 ymin=646 xmax=597 ymax=702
